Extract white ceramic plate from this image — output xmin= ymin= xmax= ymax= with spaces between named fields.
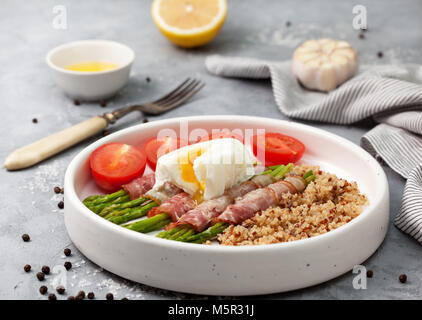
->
xmin=64 ymin=116 xmax=389 ymax=296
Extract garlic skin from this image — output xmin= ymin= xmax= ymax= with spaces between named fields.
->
xmin=292 ymin=39 xmax=359 ymax=92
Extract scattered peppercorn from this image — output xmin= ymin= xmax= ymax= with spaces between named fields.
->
xmin=377 ymin=51 xmax=383 ymax=58
xmin=24 ymin=264 xmax=31 ymax=272
xmin=146 ymin=77 xmax=151 ymax=82
xmin=54 ymin=186 xmax=61 ymax=194
xmin=48 ymin=293 xmax=57 ymax=300
xmin=56 ymin=285 xmax=65 ymax=294
xmin=106 ymin=293 xmax=114 ymax=300
xmin=87 ymin=292 xmax=95 ymax=300
xmin=64 ymin=248 xmax=71 ymax=256
xmin=64 ymin=261 xmax=72 ymax=270
xmin=22 ymin=234 xmax=30 ymax=242
xmin=67 ymin=296 xmax=75 ymax=300
xmin=102 ymin=130 xmax=110 ymax=137
xmin=143 ymin=118 xmax=149 ymax=123
xmin=76 ymin=290 xmax=85 ymax=300
xmin=100 ymin=100 xmax=107 ymax=107
xmin=36 ymin=272 xmax=45 ymax=281
xmin=359 ymin=33 xmax=365 ymax=39
xmin=61 ymin=188 xmax=64 ymax=194
xmin=286 ymin=21 xmax=291 ymax=27
xmin=39 ymin=286 xmax=48 ymax=295
xmin=41 ymin=266 xmax=50 ymax=275
xmin=399 ymin=274 xmax=407 ymax=283
xmin=366 ymin=270 xmax=373 ymax=278
xmin=32 ymin=118 xmax=38 ymax=124
xmin=121 ymin=297 xmax=129 ymax=300
xmin=74 ymin=99 xmax=80 ymax=106
xmin=58 ymin=201 xmax=64 ymax=209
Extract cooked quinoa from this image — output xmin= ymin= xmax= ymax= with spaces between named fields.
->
xmin=218 ymin=165 xmax=368 ymax=246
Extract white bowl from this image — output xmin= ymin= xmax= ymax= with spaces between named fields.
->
xmin=64 ymin=116 xmax=389 ymax=296
xmin=46 ymin=40 xmax=135 ymax=101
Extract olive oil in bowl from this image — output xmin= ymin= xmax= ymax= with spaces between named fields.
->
xmin=65 ymin=62 xmax=119 ymax=72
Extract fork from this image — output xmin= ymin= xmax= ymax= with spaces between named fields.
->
xmin=4 ymin=78 xmax=205 ymax=171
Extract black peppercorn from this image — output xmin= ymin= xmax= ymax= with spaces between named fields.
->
xmin=58 ymin=201 xmax=64 ymax=209
xmin=143 ymin=118 xmax=149 ymax=123
xmin=366 ymin=270 xmax=373 ymax=278
xmin=64 ymin=248 xmax=71 ymax=256
xmin=121 ymin=297 xmax=129 ymax=300
xmin=359 ymin=33 xmax=365 ymax=39
xmin=399 ymin=274 xmax=407 ymax=283
xmin=64 ymin=261 xmax=72 ymax=270
xmin=39 ymin=286 xmax=48 ymax=295
xmin=41 ymin=266 xmax=50 ymax=275
xmin=67 ymin=296 xmax=75 ymax=300
xmin=377 ymin=51 xmax=383 ymax=58
xmin=100 ymin=100 xmax=107 ymax=107
xmin=146 ymin=77 xmax=151 ymax=82
xmin=48 ymin=293 xmax=57 ymax=300
xmin=54 ymin=186 xmax=61 ymax=194
xmin=106 ymin=293 xmax=114 ymax=300
xmin=56 ymin=285 xmax=65 ymax=294
xmin=22 ymin=234 xmax=30 ymax=242
xmin=74 ymin=99 xmax=80 ymax=106
xmin=36 ymin=272 xmax=45 ymax=281
xmin=76 ymin=290 xmax=85 ymax=300
xmin=87 ymin=292 xmax=95 ymax=299
xmin=24 ymin=264 xmax=31 ymax=272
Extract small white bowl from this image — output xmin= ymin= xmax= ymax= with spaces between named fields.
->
xmin=46 ymin=40 xmax=135 ymax=101
xmin=64 ymin=116 xmax=389 ymax=295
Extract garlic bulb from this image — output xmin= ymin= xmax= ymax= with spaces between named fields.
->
xmin=292 ymin=38 xmax=359 ymax=92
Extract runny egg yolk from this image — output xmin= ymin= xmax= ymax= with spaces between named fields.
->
xmin=179 ymin=149 xmax=204 ymax=202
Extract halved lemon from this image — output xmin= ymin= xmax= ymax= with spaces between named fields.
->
xmin=151 ymin=0 xmax=228 ymax=48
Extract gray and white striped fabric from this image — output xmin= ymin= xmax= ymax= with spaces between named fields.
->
xmin=206 ymin=55 xmax=422 ymax=243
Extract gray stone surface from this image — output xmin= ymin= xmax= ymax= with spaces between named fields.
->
xmin=1 ymin=0 xmax=421 ymax=300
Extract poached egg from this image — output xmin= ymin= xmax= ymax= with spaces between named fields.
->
xmin=152 ymin=138 xmax=256 ymax=202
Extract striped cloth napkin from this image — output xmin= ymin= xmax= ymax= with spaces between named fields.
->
xmin=205 ymin=55 xmax=422 ymax=243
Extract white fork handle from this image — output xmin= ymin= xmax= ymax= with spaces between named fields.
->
xmin=4 ymin=116 xmax=108 ymax=171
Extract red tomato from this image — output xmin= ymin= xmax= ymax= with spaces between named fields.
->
xmin=197 ymin=131 xmax=244 ymax=143
xmin=90 ymin=143 xmax=146 ymax=191
xmin=143 ymin=137 xmax=187 ymax=171
xmin=252 ymin=133 xmax=305 ymax=166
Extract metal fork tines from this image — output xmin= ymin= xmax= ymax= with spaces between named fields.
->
xmin=104 ymin=78 xmax=205 ymax=124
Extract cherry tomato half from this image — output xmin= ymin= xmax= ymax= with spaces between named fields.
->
xmin=90 ymin=143 xmax=147 ymax=191
xmin=197 ymin=130 xmax=244 ymax=143
xmin=143 ymin=137 xmax=187 ymax=171
xmin=252 ymin=132 xmax=305 ymax=167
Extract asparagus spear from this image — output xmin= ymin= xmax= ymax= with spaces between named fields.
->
xmin=107 ymin=201 xmax=158 ymax=225
xmin=99 ymin=197 xmax=148 ymax=217
xmin=83 ymin=189 xmax=127 ymax=207
xmin=89 ymin=194 xmax=130 ymax=214
xmin=125 ymin=213 xmax=172 ymax=233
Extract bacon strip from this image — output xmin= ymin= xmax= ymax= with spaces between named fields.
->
xmin=122 ymin=174 xmax=155 ymax=200
xmin=147 ymin=192 xmax=196 ymax=221
xmin=216 ymin=176 xmax=307 ymax=225
xmin=173 ymin=174 xmax=276 ymax=232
